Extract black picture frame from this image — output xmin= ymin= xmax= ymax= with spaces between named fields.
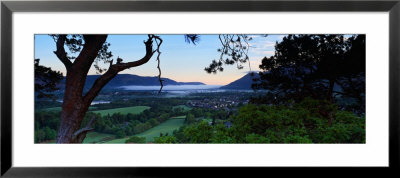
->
xmin=1 ymin=0 xmax=399 ymax=177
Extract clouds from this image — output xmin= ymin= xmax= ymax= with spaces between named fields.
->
xmin=251 ymin=50 xmax=275 ymax=56
xmin=244 ymin=34 xmax=286 ymax=70
xmin=248 ymin=35 xmax=281 ymax=58
xmin=247 ymin=35 xmax=287 ymax=70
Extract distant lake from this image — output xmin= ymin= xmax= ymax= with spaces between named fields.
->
xmin=118 ymin=85 xmax=222 ymax=91
xmin=56 ymin=100 xmax=110 ymax=105
xmin=91 ymin=101 xmax=111 ymax=105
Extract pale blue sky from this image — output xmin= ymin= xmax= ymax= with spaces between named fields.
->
xmin=34 ymin=34 xmax=285 ymax=85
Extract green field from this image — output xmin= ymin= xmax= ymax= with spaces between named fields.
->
xmin=136 ymin=116 xmax=186 ymax=142
xmin=83 ymin=132 xmax=116 ymax=143
xmin=170 ymin=116 xmax=186 ymax=119
xmin=103 ymin=137 xmax=130 ymax=143
xmin=92 ymin=106 xmax=150 ymax=116
xmin=172 ymin=105 xmax=192 ymax=111
xmin=103 ymin=115 xmax=186 ymax=143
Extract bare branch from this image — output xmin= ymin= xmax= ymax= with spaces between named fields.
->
xmin=153 ymin=35 xmax=163 ymax=94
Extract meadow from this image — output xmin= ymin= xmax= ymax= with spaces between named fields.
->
xmin=136 ymin=116 xmax=186 ymax=142
xmin=82 ymin=132 xmax=116 ymax=143
xmin=103 ymin=116 xmax=186 ymax=143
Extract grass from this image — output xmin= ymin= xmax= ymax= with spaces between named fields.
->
xmin=172 ymin=105 xmax=192 ymax=111
xmin=92 ymin=106 xmax=150 ymax=116
xmin=83 ymin=132 xmax=116 ymax=143
xmin=170 ymin=115 xmax=186 ymax=119
xmin=135 ymin=115 xmax=186 ymax=142
xmin=39 ymin=140 xmax=56 ymax=144
xmin=103 ymin=115 xmax=186 ymax=143
xmin=103 ymin=137 xmax=130 ymax=144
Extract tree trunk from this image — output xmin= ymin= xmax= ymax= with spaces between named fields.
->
xmin=56 ymin=72 xmax=92 ymax=143
xmin=55 ymin=35 xmax=108 ymax=143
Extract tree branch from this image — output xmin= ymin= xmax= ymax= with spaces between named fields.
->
xmin=83 ymin=36 xmax=155 ymax=104
xmin=71 ymin=115 xmax=96 ymax=143
xmin=154 ymin=35 xmax=163 ymax=93
xmin=109 ymin=36 xmax=155 ymax=71
xmin=73 ymin=35 xmax=108 ymax=75
xmin=53 ymin=35 xmax=72 ymax=70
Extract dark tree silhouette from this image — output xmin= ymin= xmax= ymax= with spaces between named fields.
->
xmin=253 ymin=34 xmax=365 ymax=109
xmin=34 ymin=58 xmax=63 ymax=98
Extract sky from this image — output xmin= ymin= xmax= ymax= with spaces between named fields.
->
xmin=34 ymin=34 xmax=285 ymax=85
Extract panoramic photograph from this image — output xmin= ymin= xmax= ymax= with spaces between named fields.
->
xmin=34 ymin=34 xmax=365 ymax=144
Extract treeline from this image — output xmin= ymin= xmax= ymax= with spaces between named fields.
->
xmin=89 ymin=98 xmax=186 ymax=111
xmin=184 ymin=107 xmax=231 ymax=124
xmin=85 ymin=105 xmax=187 ymax=138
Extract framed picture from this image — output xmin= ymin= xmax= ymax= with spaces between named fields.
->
xmin=1 ymin=0 xmax=399 ymax=177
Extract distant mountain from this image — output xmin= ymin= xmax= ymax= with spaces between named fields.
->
xmin=220 ymin=72 xmax=260 ymax=90
xmin=57 ymin=74 xmax=205 ymax=90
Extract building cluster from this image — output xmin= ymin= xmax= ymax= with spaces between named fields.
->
xmin=186 ymin=96 xmax=249 ymax=111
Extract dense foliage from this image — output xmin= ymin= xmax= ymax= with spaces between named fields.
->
xmin=170 ymin=98 xmax=365 ymax=143
xmin=35 ymin=95 xmax=365 ymax=144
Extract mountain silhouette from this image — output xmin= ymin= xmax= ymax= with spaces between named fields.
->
xmin=58 ymin=74 xmax=205 ymax=90
xmin=220 ymin=72 xmax=259 ymax=90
